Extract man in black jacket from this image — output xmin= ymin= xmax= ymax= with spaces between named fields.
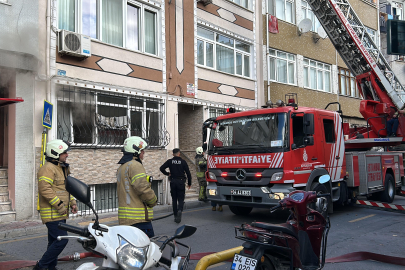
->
xmin=160 ymin=148 xmax=192 ymax=223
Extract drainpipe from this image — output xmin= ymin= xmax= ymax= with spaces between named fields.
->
xmin=266 ymin=13 xmax=270 ymax=102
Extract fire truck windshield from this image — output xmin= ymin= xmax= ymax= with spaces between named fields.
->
xmin=208 ymin=113 xmax=288 ymax=154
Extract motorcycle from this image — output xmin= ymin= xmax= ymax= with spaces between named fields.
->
xmin=57 ymin=176 xmax=197 ymax=270
xmin=232 ymin=175 xmax=331 ymax=270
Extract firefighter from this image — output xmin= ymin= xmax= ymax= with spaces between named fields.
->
xmin=117 ymin=136 xmax=157 ymax=238
xmin=195 ymin=146 xmax=207 ymax=202
xmin=35 ymin=139 xmax=78 ymax=270
xmin=160 ymin=148 xmax=192 ymax=223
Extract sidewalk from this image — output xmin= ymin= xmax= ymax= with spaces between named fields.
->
xmin=0 ymin=200 xmax=210 ymax=240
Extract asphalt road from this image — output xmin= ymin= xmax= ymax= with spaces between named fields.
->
xmin=1 ymin=197 xmax=404 ymax=270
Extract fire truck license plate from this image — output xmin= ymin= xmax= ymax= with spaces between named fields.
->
xmin=231 ymin=254 xmax=257 ymax=270
xmin=231 ymin=189 xmax=251 ymax=196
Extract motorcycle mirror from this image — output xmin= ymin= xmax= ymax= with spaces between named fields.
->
xmin=319 ymin=175 xmax=331 ymax=184
xmin=173 ymin=225 xmax=197 ymax=239
xmin=66 ymin=176 xmax=91 ymax=204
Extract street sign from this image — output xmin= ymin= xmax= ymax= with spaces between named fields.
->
xmin=42 ymin=100 xmax=53 ymax=129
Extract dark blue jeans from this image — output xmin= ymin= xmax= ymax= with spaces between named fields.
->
xmin=131 ymin=221 xmax=155 ymax=238
xmin=387 ymin=118 xmax=399 ymax=136
xmin=38 ymin=220 xmax=68 ymax=269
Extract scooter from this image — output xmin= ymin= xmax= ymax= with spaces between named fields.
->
xmin=58 ymin=176 xmax=197 ymax=270
xmin=232 ymin=175 xmax=331 ymax=270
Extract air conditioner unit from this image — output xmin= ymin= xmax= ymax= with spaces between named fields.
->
xmin=197 ymin=0 xmax=212 ymax=6
xmin=58 ymin=30 xmax=91 ymax=58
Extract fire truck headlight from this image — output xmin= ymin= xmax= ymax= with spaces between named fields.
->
xmin=269 ymin=193 xmax=285 ymax=200
xmin=208 ymin=189 xmax=217 ymax=196
xmin=270 ymin=172 xmax=283 ymax=181
xmin=208 ymin=172 xmax=217 ymax=180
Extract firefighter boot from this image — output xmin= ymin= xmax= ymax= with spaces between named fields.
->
xmin=212 ymin=206 xmax=216 ymax=211
xmin=218 ymin=206 xmax=223 ymax=212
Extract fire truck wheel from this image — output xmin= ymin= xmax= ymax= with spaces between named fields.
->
xmin=309 ymin=183 xmax=329 ymax=218
xmin=229 ymin=206 xmax=253 ymax=216
xmin=380 ymin=174 xmax=395 ymax=203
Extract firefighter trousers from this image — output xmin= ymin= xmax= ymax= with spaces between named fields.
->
xmin=197 ymin=177 xmax=207 ymax=201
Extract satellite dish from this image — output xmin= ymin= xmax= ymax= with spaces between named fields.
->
xmin=317 ymin=26 xmax=327 ymax=39
xmin=297 ymin=19 xmax=312 ymax=36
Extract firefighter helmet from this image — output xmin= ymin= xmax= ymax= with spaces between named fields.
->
xmin=196 ymin=146 xmax=204 ymax=155
xmin=123 ymin=136 xmax=149 ymax=155
xmin=46 ymin=139 xmax=71 ymax=159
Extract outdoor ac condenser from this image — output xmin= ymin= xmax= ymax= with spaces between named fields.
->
xmin=58 ymin=30 xmax=91 ymax=58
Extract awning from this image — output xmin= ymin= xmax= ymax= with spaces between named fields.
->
xmin=0 ymin=97 xmax=24 ymax=107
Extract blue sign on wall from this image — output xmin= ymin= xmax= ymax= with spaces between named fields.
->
xmin=42 ymin=100 xmax=53 ymax=129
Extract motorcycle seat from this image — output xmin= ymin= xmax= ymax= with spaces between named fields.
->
xmin=251 ymin=222 xmax=298 ymax=239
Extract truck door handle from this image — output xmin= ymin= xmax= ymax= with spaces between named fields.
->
xmin=336 ymin=156 xmax=340 ymax=160
xmin=312 ymin=157 xmax=318 ymax=160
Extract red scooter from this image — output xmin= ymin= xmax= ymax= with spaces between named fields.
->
xmin=232 ymin=175 xmax=331 ymax=270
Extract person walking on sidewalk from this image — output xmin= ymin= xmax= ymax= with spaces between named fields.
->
xmin=35 ymin=139 xmax=78 ymax=270
xmin=195 ymin=146 xmax=207 ymax=202
xmin=160 ymin=148 xmax=192 ymax=223
xmin=117 ymin=136 xmax=158 ymax=238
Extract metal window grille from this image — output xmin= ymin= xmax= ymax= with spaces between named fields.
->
xmin=57 ymin=86 xmax=170 ymax=148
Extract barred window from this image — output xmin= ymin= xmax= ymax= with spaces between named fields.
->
xmin=338 ymin=68 xmax=360 ymax=98
xmin=57 ymin=86 xmax=169 ymax=147
xmin=209 ymin=107 xmax=227 ymax=118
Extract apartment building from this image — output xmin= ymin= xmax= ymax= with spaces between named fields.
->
xmin=263 ymin=0 xmax=379 ymax=126
xmin=0 ymin=0 xmax=262 ymax=220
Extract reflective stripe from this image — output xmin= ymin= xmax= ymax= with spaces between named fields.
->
xmin=70 ymin=195 xmax=75 ymax=201
xmin=49 ymin=196 xmax=60 ymax=206
xmin=39 ymin=176 xmax=53 ymax=184
xmin=118 ymin=207 xmax=153 ymax=219
xmin=146 ymin=196 xmax=157 ymax=205
xmin=131 ymin=173 xmax=146 ymax=184
xmin=39 ymin=207 xmax=67 ymax=218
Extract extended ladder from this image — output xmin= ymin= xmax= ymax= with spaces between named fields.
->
xmin=307 ymin=0 xmax=405 ymax=110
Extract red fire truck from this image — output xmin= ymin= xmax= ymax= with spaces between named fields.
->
xmin=202 ymin=0 xmax=405 ymax=216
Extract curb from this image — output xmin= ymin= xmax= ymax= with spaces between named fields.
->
xmin=0 ymin=200 xmax=210 ymax=240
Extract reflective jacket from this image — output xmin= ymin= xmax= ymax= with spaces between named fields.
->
xmin=117 ymin=157 xmax=157 ymax=225
xmin=38 ymin=161 xmax=77 ymax=224
xmin=195 ymin=154 xmax=207 ymax=179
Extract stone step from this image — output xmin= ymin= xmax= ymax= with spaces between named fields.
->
xmin=0 ymin=202 xmax=12 ymax=212
xmin=0 ymin=211 xmax=16 ymax=223
xmin=0 ymin=168 xmax=7 ymax=178
xmin=0 ymin=193 xmax=9 ymax=203
xmin=0 ymin=185 xmax=8 ymax=193
xmin=0 ymin=178 xmax=7 ymax=185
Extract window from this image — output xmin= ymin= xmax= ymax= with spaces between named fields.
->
xmin=292 ymin=116 xmax=305 ymax=146
xmin=230 ymin=0 xmax=249 ymax=9
xmin=268 ymin=0 xmax=295 ymax=23
xmin=303 ymin=58 xmax=331 ymax=92
xmin=323 ymin=119 xmax=335 ymax=143
xmin=268 ymin=49 xmax=296 ymax=85
xmin=301 ymin=0 xmax=321 ymax=32
xmin=366 ymin=27 xmax=378 ymax=48
xmin=338 ymin=68 xmax=360 ymax=98
xmin=58 ymin=0 xmax=158 ymax=55
xmin=197 ymin=26 xmax=251 ymax=78
xmin=57 ymin=86 xmax=168 ymax=147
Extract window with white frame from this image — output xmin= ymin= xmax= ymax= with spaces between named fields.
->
xmin=268 ymin=0 xmax=295 ymax=23
xmin=197 ymin=26 xmax=251 ymax=78
xmin=58 ymin=0 xmax=158 ymax=55
xmin=268 ymin=49 xmax=296 ymax=85
xmin=57 ymin=86 xmax=168 ymax=147
xmin=366 ymin=27 xmax=378 ymax=48
xmin=230 ymin=0 xmax=249 ymax=9
xmin=301 ymin=0 xmax=321 ymax=32
xmin=338 ymin=68 xmax=360 ymax=98
xmin=303 ymin=58 xmax=331 ymax=92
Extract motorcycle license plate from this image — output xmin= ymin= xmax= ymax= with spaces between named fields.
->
xmin=231 ymin=254 xmax=257 ymax=270
xmin=231 ymin=189 xmax=251 ymax=196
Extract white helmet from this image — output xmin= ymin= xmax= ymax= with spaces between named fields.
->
xmin=196 ymin=146 xmax=204 ymax=155
xmin=46 ymin=139 xmax=71 ymax=159
xmin=123 ymin=136 xmax=148 ymax=155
